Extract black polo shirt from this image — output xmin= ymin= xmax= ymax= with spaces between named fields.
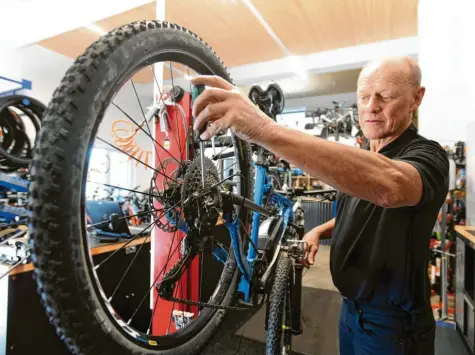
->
xmin=330 ymin=124 xmax=449 ymax=314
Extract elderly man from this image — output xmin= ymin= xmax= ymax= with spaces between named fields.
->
xmin=192 ymin=56 xmax=448 ymax=355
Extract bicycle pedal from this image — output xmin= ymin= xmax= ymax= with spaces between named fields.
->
xmin=236 ymin=299 xmax=253 ymax=307
xmin=235 ymin=299 xmax=259 ymax=309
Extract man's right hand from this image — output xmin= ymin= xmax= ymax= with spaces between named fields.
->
xmin=302 ymin=227 xmax=322 ymax=268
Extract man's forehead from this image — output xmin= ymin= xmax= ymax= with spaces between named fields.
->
xmin=358 ymin=57 xmax=419 ymax=89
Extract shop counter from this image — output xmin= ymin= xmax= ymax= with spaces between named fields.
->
xmin=455 ymin=225 xmax=475 ymax=354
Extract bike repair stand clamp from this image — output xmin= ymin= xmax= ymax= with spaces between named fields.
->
xmin=192 ymin=84 xmax=206 ymax=188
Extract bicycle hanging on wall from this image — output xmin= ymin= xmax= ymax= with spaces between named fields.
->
xmin=28 ymin=20 xmax=335 ymax=355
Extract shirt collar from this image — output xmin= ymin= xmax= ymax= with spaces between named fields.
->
xmin=362 ymin=123 xmax=418 ymax=153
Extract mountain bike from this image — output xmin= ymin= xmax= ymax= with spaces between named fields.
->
xmin=28 ymin=20 xmax=312 ymax=355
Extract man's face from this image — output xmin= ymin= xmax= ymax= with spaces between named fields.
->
xmin=356 ymin=64 xmax=424 ymax=140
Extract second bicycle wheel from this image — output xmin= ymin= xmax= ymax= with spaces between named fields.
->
xmin=267 ymin=253 xmax=294 ymax=355
xmin=29 ymin=20 xmax=253 ymax=355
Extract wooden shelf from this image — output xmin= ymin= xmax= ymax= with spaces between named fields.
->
xmin=8 ymin=236 xmax=151 ymax=276
xmin=455 ymin=225 xmax=475 ymax=247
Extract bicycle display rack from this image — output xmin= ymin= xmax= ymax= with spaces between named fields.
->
xmin=0 ymin=172 xmax=31 ymax=279
xmin=0 ymin=76 xmax=32 ymax=97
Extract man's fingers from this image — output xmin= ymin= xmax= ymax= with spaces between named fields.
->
xmin=200 ymin=114 xmax=231 ymax=141
xmin=191 ymin=75 xmax=234 ymax=91
xmin=193 ymin=101 xmax=231 ymax=133
xmin=192 ymin=87 xmax=234 ymax=117
xmin=308 ymin=245 xmax=319 ymax=265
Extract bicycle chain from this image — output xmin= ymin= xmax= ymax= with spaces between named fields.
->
xmin=164 ymin=294 xmax=260 ymax=311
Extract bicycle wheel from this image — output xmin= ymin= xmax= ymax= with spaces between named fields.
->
xmin=266 ymin=254 xmax=293 ymax=355
xmin=29 ymin=20 xmax=253 ymax=355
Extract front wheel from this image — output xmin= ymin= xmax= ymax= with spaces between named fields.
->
xmin=266 ymin=254 xmax=294 ymax=355
xmin=29 ymin=20 xmax=253 ymax=355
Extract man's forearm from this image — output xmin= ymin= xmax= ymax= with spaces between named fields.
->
xmin=314 ymin=218 xmax=335 ymax=240
xmin=256 ymin=123 xmax=420 ymax=208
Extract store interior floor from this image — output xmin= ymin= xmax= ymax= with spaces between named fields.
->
xmin=203 ymin=246 xmax=469 ymax=355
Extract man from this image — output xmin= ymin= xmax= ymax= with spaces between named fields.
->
xmin=192 ymin=56 xmax=449 ymax=355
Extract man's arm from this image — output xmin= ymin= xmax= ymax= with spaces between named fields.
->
xmin=257 ymin=123 xmax=424 ymax=208
xmin=310 ymin=217 xmax=335 ymax=240
xmin=190 ymin=75 xmax=445 ymax=209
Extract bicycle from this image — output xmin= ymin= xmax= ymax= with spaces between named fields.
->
xmin=305 ymin=101 xmax=360 ymax=142
xmin=28 ymin=20 xmax=320 ymax=355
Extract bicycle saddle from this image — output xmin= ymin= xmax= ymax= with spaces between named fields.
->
xmin=248 ymin=83 xmax=285 ymax=120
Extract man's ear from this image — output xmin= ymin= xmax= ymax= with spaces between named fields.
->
xmin=411 ymin=86 xmax=426 ymax=111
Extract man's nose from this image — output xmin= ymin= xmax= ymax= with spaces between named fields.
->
xmin=365 ymin=96 xmax=381 ymax=113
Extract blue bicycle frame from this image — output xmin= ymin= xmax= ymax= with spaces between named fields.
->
xmin=223 ymin=161 xmax=294 ymax=302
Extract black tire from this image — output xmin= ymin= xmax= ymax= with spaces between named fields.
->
xmin=266 ymin=254 xmax=293 ymax=355
xmin=0 ymin=95 xmax=44 ymax=167
xmin=29 ymin=20 xmax=253 ymax=355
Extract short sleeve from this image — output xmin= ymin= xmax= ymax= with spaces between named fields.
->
xmin=394 ymin=140 xmax=449 ymax=207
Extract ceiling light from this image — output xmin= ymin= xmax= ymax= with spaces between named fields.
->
xmin=287 ymin=55 xmax=308 ymax=80
xmin=85 ymin=24 xmax=107 ymax=36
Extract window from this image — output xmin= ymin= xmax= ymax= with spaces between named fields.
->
xmin=86 ymin=148 xmax=110 ymax=200
xmin=109 ymin=151 xmax=133 ymax=198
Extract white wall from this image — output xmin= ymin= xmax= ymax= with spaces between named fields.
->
xmin=418 ymin=0 xmax=475 ymax=144
xmin=0 ymin=45 xmax=73 ymax=104
xmin=0 ymin=45 xmax=155 ymax=191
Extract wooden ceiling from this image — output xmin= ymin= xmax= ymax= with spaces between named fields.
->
xmin=38 ymin=0 xmax=417 ymax=83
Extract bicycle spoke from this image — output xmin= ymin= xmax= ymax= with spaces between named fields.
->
xmin=209 ymin=172 xmax=243 ymax=190
xmin=129 ymin=79 xmax=179 ymax=193
xmin=94 ymin=200 xmax=181 ymax=270
xmin=86 ymin=180 xmax=163 ymax=199
xmin=211 ymin=134 xmax=234 ymax=160
xmin=127 ymin=229 xmax=185 ymax=324
xmin=111 ymin=101 xmax=180 ymax=167
xmin=88 ymin=208 xmax=161 ymax=229
xmin=222 ymin=161 xmax=237 ymax=175
xmin=94 ymin=221 xmax=156 ymax=270
xmin=147 ymin=293 xmax=160 ymax=335
xmin=96 ymin=137 xmax=178 ymax=183
xmin=108 ymin=234 xmax=150 ymax=302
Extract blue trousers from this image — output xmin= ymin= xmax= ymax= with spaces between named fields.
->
xmin=339 ymin=297 xmax=435 ymax=355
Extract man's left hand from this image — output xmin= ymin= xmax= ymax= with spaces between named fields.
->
xmin=191 ymin=75 xmax=274 ymax=142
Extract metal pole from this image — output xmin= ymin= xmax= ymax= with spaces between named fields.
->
xmin=440 ymin=201 xmax=449 ymax=320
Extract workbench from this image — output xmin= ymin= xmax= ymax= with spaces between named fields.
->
xmin=0 ymin=222 xmax=230 ymax=355
xmin=455 ymin=225 xmax=475 ymax=355
xmin=0 ymin=236 xmax=152 ymax=355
